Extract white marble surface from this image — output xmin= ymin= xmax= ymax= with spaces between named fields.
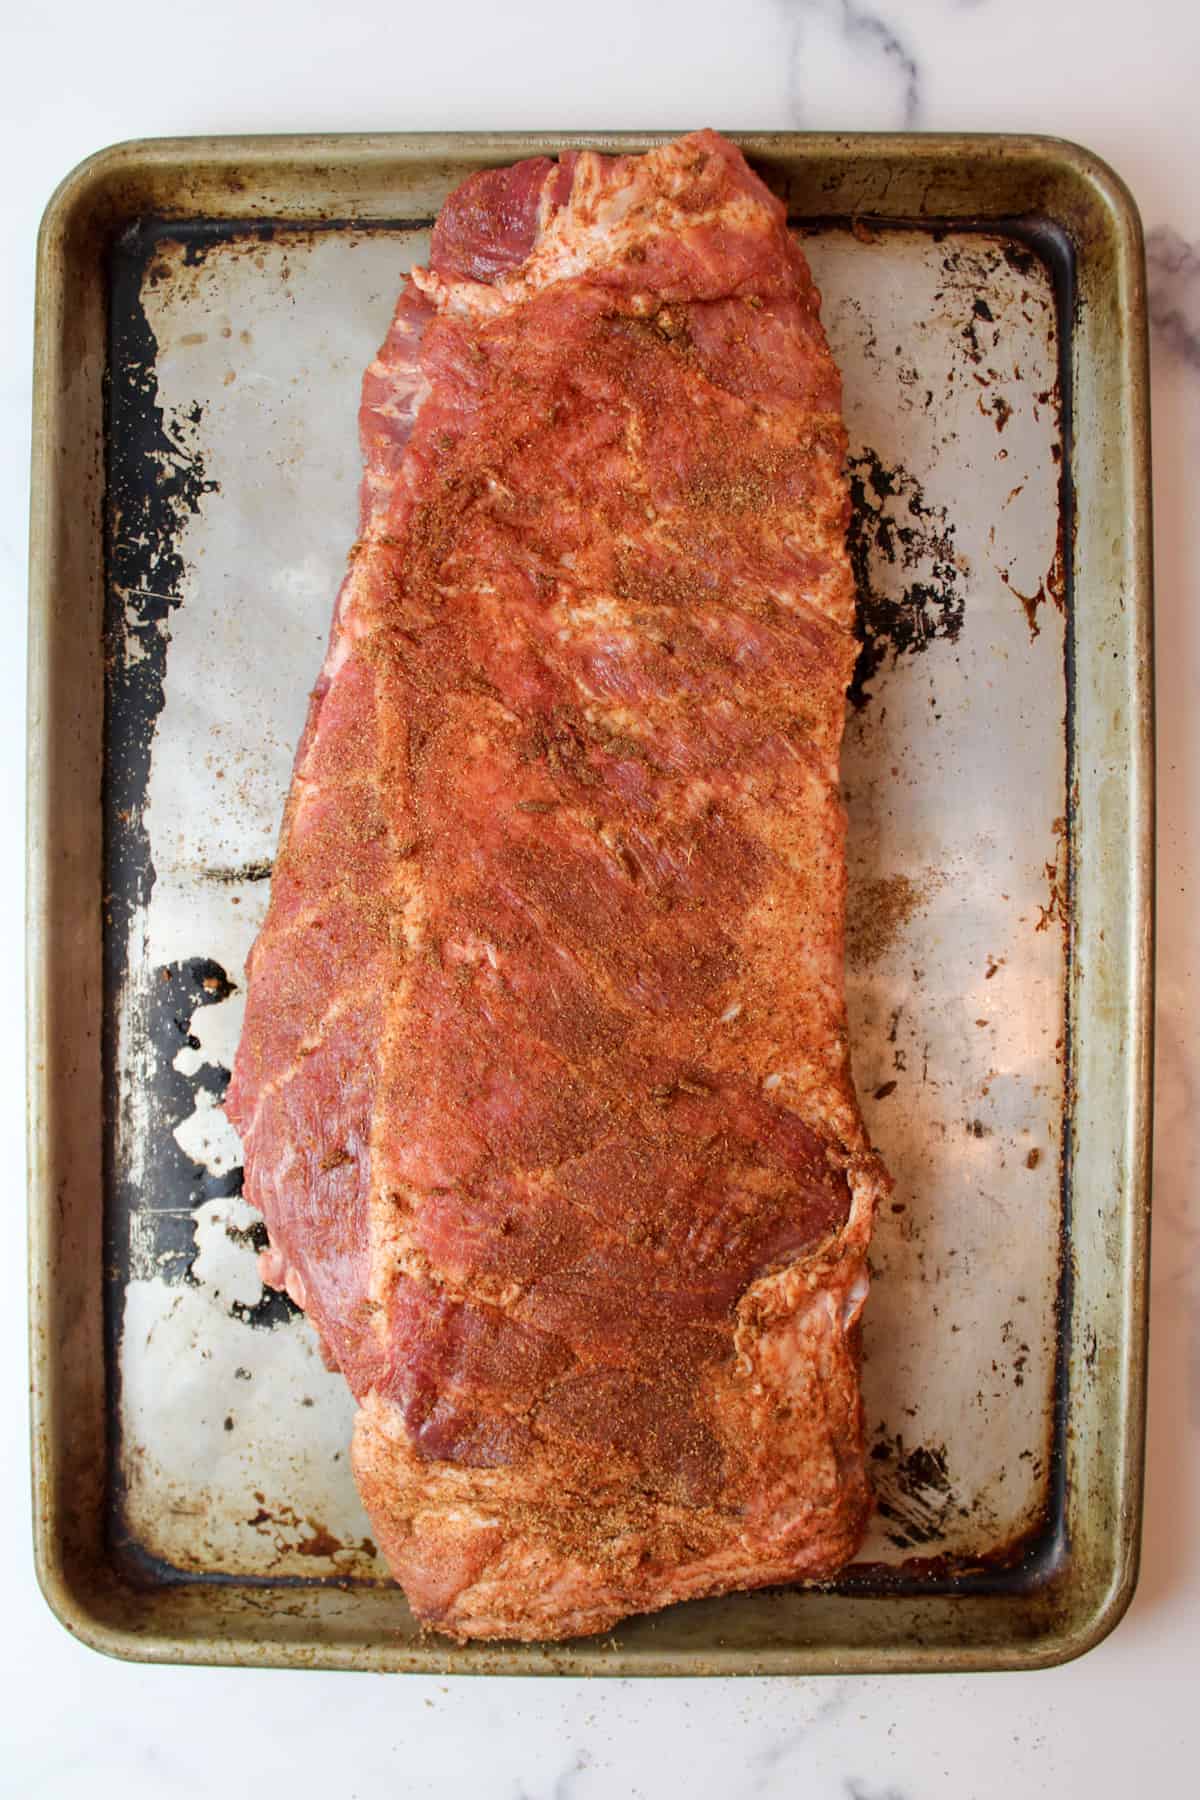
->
xmin=3 ymin=0 xmax=1197 ymax=1791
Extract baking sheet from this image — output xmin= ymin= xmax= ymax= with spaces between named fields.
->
xmin=105 ymin=214 xmax=1068 ymax=1586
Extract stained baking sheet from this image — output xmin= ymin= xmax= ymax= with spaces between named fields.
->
xmin=104 ymin=213 xmax=1069 ymax=1587
xmin=30 ymin=123 xmax=1151 ymax=1670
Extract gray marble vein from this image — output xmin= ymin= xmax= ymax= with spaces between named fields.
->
xmin=1147 ymin=225 xmax=1200 ymax=369
xmin=551 ymin=1756 xmax=588 ymax=1800
xmin=781 ymin=0 xmax=923 ymax=129
xmin=512 ymin=1756 xmax=589 ymax=1800
xmin=748 ymin=1683 xmax=853 ymax=1782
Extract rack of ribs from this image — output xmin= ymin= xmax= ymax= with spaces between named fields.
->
xmin=225 ymin=128 xmax=890 ymax=1642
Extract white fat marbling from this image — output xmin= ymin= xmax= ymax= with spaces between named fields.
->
xmin=3 ymin=0 xmax=1199 ymax=1795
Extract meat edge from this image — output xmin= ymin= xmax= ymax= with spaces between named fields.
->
xmin=349 ymin=1149 xmax=885 ymax=1642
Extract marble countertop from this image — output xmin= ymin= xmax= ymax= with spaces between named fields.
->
xmin=2 ymin=1 xmax=1195 ymax=1792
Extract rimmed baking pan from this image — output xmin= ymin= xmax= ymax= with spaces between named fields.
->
xmin=27 ymin=131 xmax=1152 ymax=1673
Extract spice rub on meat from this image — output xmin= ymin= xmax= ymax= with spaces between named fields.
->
xmin=226 ymin=129 xmax=890 ymax=1642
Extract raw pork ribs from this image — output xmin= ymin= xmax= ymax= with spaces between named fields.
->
xmin=227 ymin=130 xmax=889 ymax=1641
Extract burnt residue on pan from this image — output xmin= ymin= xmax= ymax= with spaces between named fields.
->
xmin=201 ymin=860 xmax=274 ymax=884
xmin=104 ymin=228 xmax=309 ymax=1561
xmin=105 ymin=226 xmax=217 ymax=963
xmin=104 ymin=227 xmax=296 ymax=1320
xmin=846 ymin=447 xmax=965 ymax=708
xmin=129 ymin=959 xmax=244 ymax=1279
xmin=114 ymin=950 xmax=300 ymax=1322
xmin=104 ymin=229 xmax=225 ymax=1299
xmin=869 ymin=1435 xmax=968 ymax=1549
xmin=100 ymin=209 xmax=1078 ymax=1608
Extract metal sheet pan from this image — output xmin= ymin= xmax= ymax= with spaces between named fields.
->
xmin=27 ymin=131 xmax=1153 ymax=1674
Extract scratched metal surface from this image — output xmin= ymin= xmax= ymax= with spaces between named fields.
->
xmin=105 ymin=217 xmax=1066 ymax=1586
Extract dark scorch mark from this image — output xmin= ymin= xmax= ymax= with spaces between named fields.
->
xmin=846 ymin=448 xmax=964 ymax=708
xmin=135 ymin=957 xmax=299 ymax=1327
xmin=104 ymin=225 xmax=295 ymax=1332
xmin=1002 ymin=241 xmax=1038 ymax=280
xmin=202 ymin=860 xmax=274 ymax=884
xmin=105 ymin=226 xmax=223 ymax=1289
xmin=869 ymin=1433 xmax=967 ymax=1548
xmin=231 ymin=1283 xmax=303 ymax=1331
xmin=125 ymin=958 xmax=247 ymax=1284
xmin=225 ymin=1209 xmax=300 ymax=1336
xmin=105 ymin=222 xmax=219 ymax=961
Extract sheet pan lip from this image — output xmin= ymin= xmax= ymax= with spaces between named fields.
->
xmin=1110 ymin=148 xmax=1155 ymax=1679
xmin=1056 ymin=106 xmax=1154 ymax=1671
xmin=27 ymin=126 xmax=1154 ymax=1674
xmin=14 ymin=1582 xmax=1146 ymax=1678
xmin=34 ymin=128 xmax=1148 ymax=230
xmin=26 ymin=120 xmax=75 ymax=1655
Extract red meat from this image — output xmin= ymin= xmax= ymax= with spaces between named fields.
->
xmin=227 ymin=129 xmax=888 ymax=1641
